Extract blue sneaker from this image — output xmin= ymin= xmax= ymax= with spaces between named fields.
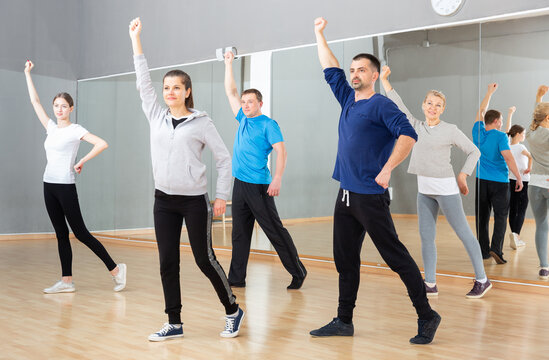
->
xmin=220 ymin=307 xmax=245 ymax=338
xmin=148 ymin=323 xmax=183 ymax=341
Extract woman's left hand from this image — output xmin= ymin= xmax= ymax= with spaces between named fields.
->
xmin=74 ymin=161 xmax=84 ymax=174
xmin=457 ymin=172 xmax=469 ymax=195
xmin=213 ymin=198 xmax=226 ymax=217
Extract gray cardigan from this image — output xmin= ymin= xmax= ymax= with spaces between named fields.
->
xmin=134 ymin=54 xmax=232 ymax=200
xmin=387 ymin=89 xmax=480 ymax=178
xmin=526 ymin=126 xmax=549 ymax=176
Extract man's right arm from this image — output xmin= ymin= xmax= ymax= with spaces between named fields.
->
xmin=314 ymin=17 xmax=340 ymax=70
xmin=224 ymin=51 xmax=241 ymax=116
xmin=475 ymin=83 xmax=498 ymax=123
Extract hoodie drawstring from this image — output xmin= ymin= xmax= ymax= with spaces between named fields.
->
xmin=341 ymin=190 xmax=350 ymax=207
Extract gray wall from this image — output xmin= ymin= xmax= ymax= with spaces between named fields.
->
xmin=0 ymin=0 xmax=79 ymax=233
xmin=76 ymin=0 xmax=549 ymax=79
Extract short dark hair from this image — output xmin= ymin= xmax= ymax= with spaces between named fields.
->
xmin=352 ymin=53 xmax=381 ymax=73
xmin=163 ymin=70 xmax=194 ymax=109
xmin=484 ymin=109 xmax=502 ymax=125
xmin=507 ymin=124 xmax=525 ymax=137
xmin=242 ymin=88 xmax=263 ymax=102
xmin=53 ymin=92 xmax=74 ymax=107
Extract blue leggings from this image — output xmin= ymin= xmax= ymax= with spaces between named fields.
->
xmin=417 ymin=193 xmax=486 ymax=283
xmin=529 ymin=185 xmax=549 ymax=268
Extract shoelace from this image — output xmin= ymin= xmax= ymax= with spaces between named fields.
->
xmin=224 ymin=316 xmax=236 ymax=332
xmin=157 ymin=324 xmax=175 ymax=336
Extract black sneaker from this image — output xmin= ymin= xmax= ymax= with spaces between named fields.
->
xmin=409 ymin=311 xmax=441 ymax=344
xmin=489 ymin=251 xmax=507 ymax=264
xmin=287 ymin=274 xmax=306 ymax=290
xmin=310 ymin=318 xmax=354 ymax=337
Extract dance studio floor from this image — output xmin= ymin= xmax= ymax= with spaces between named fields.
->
xmin=2 ymin=220 xmax=549 ymax=359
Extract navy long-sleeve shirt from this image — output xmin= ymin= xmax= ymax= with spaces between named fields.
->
xmin=324 ymin=67 xmax=418 ymax=194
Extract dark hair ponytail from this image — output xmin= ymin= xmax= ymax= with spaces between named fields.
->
xmin=507 ymin=124 xmax=524 ymax=137
xmin=53 ymin=92 xmax=74 ymax=107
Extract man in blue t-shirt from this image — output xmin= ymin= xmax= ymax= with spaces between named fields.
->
xmin=223 ymin=51 xmax=307 ymax=290
xmin=473 ymin=83 xmax=523 ymax=264
xmin=309 ymin=17 xmax=440 ymax=345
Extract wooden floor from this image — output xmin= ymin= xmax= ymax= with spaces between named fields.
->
xmin=2 ymin=237 xmax=549 ymax=359
xmin=92 ymin=216 xmax=546 ymax=283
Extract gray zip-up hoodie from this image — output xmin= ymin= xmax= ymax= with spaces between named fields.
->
xmin=134 ymin=54 xmax=231 ymax=200
xmin=387 ymin=89 xmax=480 ymax=177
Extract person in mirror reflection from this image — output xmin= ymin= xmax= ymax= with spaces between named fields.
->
xmin=24 ymin=60 xmax=126 ymax=295
xmin=506 ymin=122 xmax=532 ymax=250
xmin=128 ymin=17 xmax=244 ymax=341
xmin=309 ymin=17 xmax=440 ymax=345
xmin=472 ymin=83 xmax=523 ymax=265
xmin=223 ymin=50 xmax=307 ymax=290
xmin=380 ymin=66 xmax=491 ymax=299
xmin=526 ymin=85 xmax=549 ymax=280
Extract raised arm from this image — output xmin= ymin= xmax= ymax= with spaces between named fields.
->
xmin=129 ymin=17 xmax=164 ymax=123
xmin=314 ymin=17 xmax=340 ymax=69
xmin=381 ymin=66 xmax=420 ymax=128
xmin=224 ymin=51 xmax=241 ymax=116
xmin=475 ymin=83 xmax=498 ymax=123
xmin=74 ymin=133 xmax=109 ymax=174
xmin=24 ymin=61 xmax=50 ymax=129
xmin=536 ymin=85 xmax=548 ymax=104
xmin=267 ymin=142 xmax=287 ymax=197
xmin=375 ymin=135 xmax=416 ymax=189
xmin=504 ymin=106 xmax=516 ymax=133
xmin=129 ymin=17 xmax=143 ymax=55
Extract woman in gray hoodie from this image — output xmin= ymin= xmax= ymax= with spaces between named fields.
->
xmin=528 ymin=86 xmax=549 ymax=280
xmin=129 ymin=18 xmax=244 ymax=341
xmin=380 ymin=66 xmax=491 ymax=299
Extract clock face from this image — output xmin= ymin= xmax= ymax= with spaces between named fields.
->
xmin=431 ymin=0 xmax=465 ymax=16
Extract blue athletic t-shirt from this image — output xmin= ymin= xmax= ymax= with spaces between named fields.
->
xmin=324 ymin=67 xmax=418 ymax=194
xmin=232 ymin=108 xmax=284 ymax=184
xmin=472 ymin=121 xmax=510 ymax=182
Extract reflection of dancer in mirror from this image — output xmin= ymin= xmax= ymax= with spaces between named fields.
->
xmin=24 ymin=60 xmax=126 ymax=295
xmin=380 ymin=66 xmax=491 ymax=299
xmin=128 ymin=18 xmax=243 ymax=341
xmin=507 ymin=120 xmax=532 ymax=250
xmin=472 ymin=84 xmax=523 ymax=265
xmin=310 ymin=17 xmax=440 ymax=344
xmin=526 ymin=85 xmax=549 ymax=280
xmin=223 ymin=51 xmax=307 ymax=290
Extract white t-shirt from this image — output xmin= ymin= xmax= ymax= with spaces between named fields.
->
xmin=509 ymin=143 xmax=530 ymax=182
xmin=43 ymin=119 xmax=89 ymax=184
xmin=417 ymin=176 xmax=460 ymax=196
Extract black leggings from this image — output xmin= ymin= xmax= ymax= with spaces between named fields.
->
xmin=153 ymin=190 xmax=238 ymax=324
xmin=43 ymin=182 xmax=117 ymax=277
xmin=509 ymin=180 xmax=529 ymax=234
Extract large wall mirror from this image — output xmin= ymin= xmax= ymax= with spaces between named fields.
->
xmin=76 ymin=13 xmax=549 ymax=282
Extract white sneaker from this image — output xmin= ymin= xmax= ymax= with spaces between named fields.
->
xmin=112 ymin=264 xmax=127 ymax=292
xmin=148 ymin=323 xmax=183 ymax=341
xmin=44 ymin=280 xmax=75 ymax=294
xmin=516 ymin=234 xmax=526 ymax=248
xmin=509 ymin=232 xmax=518 ymax=250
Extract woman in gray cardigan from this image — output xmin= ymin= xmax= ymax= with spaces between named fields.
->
xmin=528 ymin=86 xmax=549 ymax=280
xmin=129 ymin=18 xmax=244 ymax=341
xmin=380 ymin=66 xmax=490 ymax=298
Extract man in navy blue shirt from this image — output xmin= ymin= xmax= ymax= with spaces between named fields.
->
xmin=309 ymin=17 xmax=440 ymax=345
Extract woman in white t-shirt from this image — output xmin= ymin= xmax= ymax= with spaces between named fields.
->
xmin=24 ymin=60 xmax=126 ymax=294
xmin=507 ymin=125 xmax=532 ymax=250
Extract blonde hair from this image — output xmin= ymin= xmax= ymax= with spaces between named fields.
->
xmin=423 ymin=90 xmax=446 ymax=108
xmin=531 ymin=102 xmax=549 ymax=131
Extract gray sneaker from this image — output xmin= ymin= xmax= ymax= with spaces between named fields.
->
xmin=466 ymin=279 xmax=492 ymax=299
xmin=112 ymin=263 xmax=127 ymax=292
xmin=425 ymin=283 xmax=438 ymax=297
xmin=539 ymin=269 xmax=549 ymax=280
xmin=310 ymin=318 xmax=354 ymax=337
xmin=44 ymin=280 xmax=75 ymax=294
